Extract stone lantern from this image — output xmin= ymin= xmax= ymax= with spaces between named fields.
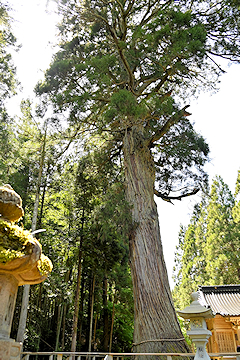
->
xmin=0 ymin=185 xmax=53 ymax=360
xmin=178 ymin=292 xmax=214 ymax=360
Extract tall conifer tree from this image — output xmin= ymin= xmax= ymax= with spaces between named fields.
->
xmin=37 ymin=0 xmax=240 ymax=353
xmin=173 ymin=175 xmax=240 ymax=309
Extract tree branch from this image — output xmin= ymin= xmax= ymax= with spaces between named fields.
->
xmin=154 ymin=188 xmax=200 ymax=204
xmin=149 ymin=105 xmax=191 ymax=146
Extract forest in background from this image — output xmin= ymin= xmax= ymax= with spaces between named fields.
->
xmin=0 ymin=1 xmax=133 ymax=352
xmin=1 ymin=0 xmax=240 ymax=354
xmin=2 ymin=99 xmax=134 ymax=352
xmin=3 ymin=106 xmax=240 ymax=352
xmin=173 ymin=172 xmax=240 ymax=310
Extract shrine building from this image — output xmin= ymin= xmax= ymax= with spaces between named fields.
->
xmin=198 ymin=285 xmax=240 ymax=356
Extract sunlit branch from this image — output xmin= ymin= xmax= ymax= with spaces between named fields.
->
xmin=154 ymin=188 xmax=200 ymax=204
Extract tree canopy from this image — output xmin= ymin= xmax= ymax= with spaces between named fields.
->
xmin=0 ymin=1 xmax=19 ymax=181
xmin=35 ymin=0 xmax=240 ymax=354
xmin=1 ymin=0 xmax=240 ymax=354
xmin=0 ymin=1 xmax=17 ymax=103
xmin=35 ymin=0 xmax=224 ymax=197
xmin=173 ymin=173 xmax=240 ymax=310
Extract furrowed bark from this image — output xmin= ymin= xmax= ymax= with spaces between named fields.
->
xmin=123 ymin=125 xmax=189 ymax=356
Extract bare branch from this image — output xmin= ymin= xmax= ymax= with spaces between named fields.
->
xmin=154 ymin=188 xmax=200 ymax=204
xmin=206 ymin=54 xmax=226 ymax=73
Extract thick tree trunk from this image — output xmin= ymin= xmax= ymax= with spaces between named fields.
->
xmin=123 ymin=126 xmax=188 ymax=354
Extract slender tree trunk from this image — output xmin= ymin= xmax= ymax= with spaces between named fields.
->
xmin=103 ymin=275 xmax=109 ymax=351
xmin=109 ymin=295 xmax=115 ymax=352
xmin=55 ymin=303 xmax=64 ymax=351
xmin=71 ymin=245 xmax=83 ymax=352
xmin=16 ymin=284 xmax=30 ymax=343
xmin=93 ymin=313 xmax=98 ymax=350
xmin=88 ymin=275 xmax=95 ymax=353
xmin=71 ymin=210 xmax=85 ymax=352
xmin=38 ymin=162 xmax=50 ymax=229
xmin=78 ymin=274 xmax=85 ymax=348
xmin=61 ymin=303 xmax=67 ymax=350
xmin=31 ymin=124 xmax=47 ymax=232
xmin=36 ymin=283 xmax=42 ymax=310
xmin=17 ymin=124 xmax=48 ymax=345
xmin=123 ymin=126 xmax=189 ymax=355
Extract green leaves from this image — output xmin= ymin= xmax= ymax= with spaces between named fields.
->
xmin=173 ymin=173 xmax=240 ymax=309
xmin=106 ymin=89 xmax=146 ymax=119
xmin=0 ymin=1 xmax=17 ymax=102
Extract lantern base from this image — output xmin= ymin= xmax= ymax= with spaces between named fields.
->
xmin=187 ymin=329 xmax=212 ymax=360
xmin=0 ymin=337 xmax=21 ymax=360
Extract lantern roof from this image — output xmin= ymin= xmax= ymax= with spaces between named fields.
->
xmin=178 ymin=292 xmax=214 ymax=319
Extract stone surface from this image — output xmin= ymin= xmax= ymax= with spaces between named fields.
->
xmin=0 ymin=274 xmax=18 ymax=338
xmin=178 ymin=292 xmax=213 ymax=319
xmin=178 ymin=292 xmax=213 ymax=360
xmin=0 ymin=185 xmax=24 ymax=222
xmin=10 ymin=341 xmax=21 ymax=360
xmin=0 ymin=185 xmax=53 ymax=360
xmin=0 ymin=338 xmax=21 ymax=360
xmin=0 ymin=238 xmax=47 ymax=286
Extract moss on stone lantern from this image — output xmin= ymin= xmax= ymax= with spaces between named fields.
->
xmin=0 ymin=184 xmax=52 ymax=360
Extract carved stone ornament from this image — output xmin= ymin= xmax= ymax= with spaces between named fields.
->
xmin=0 ymin=185 xmax=53 ymax=360
xmin=178 ymin=293 xmax=213 ymax=360
xmin=0 ymin=185 xmax=24 ymax=222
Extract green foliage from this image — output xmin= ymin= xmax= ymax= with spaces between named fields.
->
xmin=8 ymin=147 xmax=133 ymax=352
xmin=7 ymin=0 xmax=240 ymax=353
xmin=0 ymin=2 xmax=19 ymax=181
xmin=37 ymin=254 xmax=53 ymax=276
xmin=35 ymin=0 xmax=235 ymax=197
xmin=0 ymin=220 xmax=52 ymax=277
xmin=0 ymin=1 xmax=18 ymax=102
xmin=106 ymin=89 xmax=147 ymax=119
xmin=173 ymin=173 xmax=240 ymax=309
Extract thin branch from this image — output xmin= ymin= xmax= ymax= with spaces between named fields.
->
xmin=148 ymin=105 xmax=191 ymax=146
xmin=154 ymin=188 xmax=200 ymax=204
xmin=208 ymin=50 xmax=240 ymax=61
xmin=206 ymin=54 xmax=226 ymax=73
xmin=124 ymin=0 xmax=135 ymax=17
xmin=95 ymin=13 xmax=135 ymax=89
xmin=140 ymin=1 xmax=163 ymax=27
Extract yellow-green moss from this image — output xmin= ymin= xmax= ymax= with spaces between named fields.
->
xmin=0 ymin=220 xmax=35 ymax=263
xmin=0 ymin=247 xmax=26 ymax=263
xmin=0 ymin=220 xmax=53 ymax=276
xmin=37 ymin=254 xmax=53 ymax=276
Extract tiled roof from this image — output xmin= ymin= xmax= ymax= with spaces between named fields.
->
xmin=198 ymin=285 xmax=240 ymax=316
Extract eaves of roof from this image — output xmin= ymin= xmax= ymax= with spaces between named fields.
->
xmin=198 ymin=285 xmax=240 ymax=316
